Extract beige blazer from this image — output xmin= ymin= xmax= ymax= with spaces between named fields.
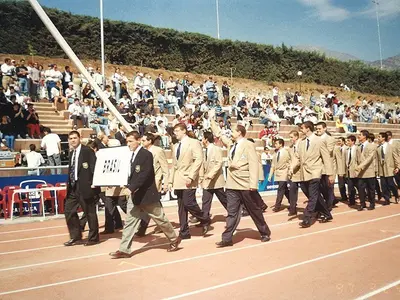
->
xmin=376 ymin=143 xmax=400 ymax=177
xmin=202 ymin=143 xmax=225 ymax=189
xmin=292 ymin=134 xmax=333 ymax=181
xmin=356 ymin=142 xmax=376 ymax=178
xmin=288 ymin=140 xmax=302 ymax=183
xmin=344 ymin=145 xmax=358 ymax=178
xmin=169 ymin=136 xmax=203 ymax=189
xmin=270 ymin=148 xmax=290 ymax=182
xmin=210 ymin=119 xmax=259 ymax=190
xmin=149 ymin=145 xmax=169 ymax=192
xmin=333 ymin=145 xmax=347 ymax=176
xmin=321 ymin=134 xmax=336 ymax=175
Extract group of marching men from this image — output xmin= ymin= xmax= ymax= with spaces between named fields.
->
xmin=268 ymin=121 xmax=400 ymax=228
xmin=63 ymin=110 xmax=399 ymax=258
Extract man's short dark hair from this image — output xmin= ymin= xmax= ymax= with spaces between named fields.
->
xmin=203 ymin=131 xmax=214 ymax=143
xmin=173 ymin=123 xmax=187 ymax=133
xmin=68 ymin=130 xmax=80 ymax=138
xmin=316 ymin=121 xmax=327 ymax=128
xmin=29 ymin=144 xmax=36 ymax=151
xmin=379 ymin=132 xmax=388 ymax=142
xmin=347 ymin=135 xmax=356 ymax=143
xmin=145 ymin=133 xmax=156 ymax=144
xmin=43 ymin=127 xmax=51 ymax=134
xmin=235 ymin=125 xmax=246 ymax=137
xmin=368 ymin=133 xmax=375 ymax=142
xmin=386 ymin=131 xmax=393 ymax=138
xmin=302 ymin=121 xmax=314 ymax=132
xmin=360 ymin=130 xmax=369 ymax=138
xmin=275 ymin=138 xmax=284 ymax=146
xmin=126 ymin=131 xmax=141 ymax=140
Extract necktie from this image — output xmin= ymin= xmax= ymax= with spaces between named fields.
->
xmin=361 ymin=144 xmax=364 ymax=153
xmin=231 ymin=143 xmax=237 ymax=159
xmin=381 ymin=146 xmax=385 ymax=160
xmin=130 ymin=151 xmax=135 ymax=164
xmin=69 ymin=150 xmax=76 ymax=184
xmin=293 ymin=145 xmax=297 ymax=153
xmin=176 ymin=142 xmax=181 ymax=160
xmin=306 ymin=138 xmax=310 ymax=151
xmin=205 ymin=148 xmax=208 ymax=161
xmin=348 ymin=149 xmax=352 ymax=166
xmin=277 ymin=151 xmax=280 ymax=162
xmin=340 ymin=147 xmax=343 ymax=154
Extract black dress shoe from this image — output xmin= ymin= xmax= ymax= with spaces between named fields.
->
xmin=288 ymin=211 xmax=297 ymax=217
xmin=367 ymin=206 xmax=375 ymax=210
xmin=261 ymin=205 xmax=268 ymax=212
xmin=319 ymin=215 xmax=333 ymax=223
xmin=84 ymin=240 xmax=99 ymax=246
xmin=272 ymin=207 xmax=283 ymax=212
xmin=215 ymin=240 xmax=233 ymax=248
xmin=179 ymin=234 xmax=191 ymax=240
xmin=261 ymin=235 xmax=271 ymax=242
xmin=299 ymin=220 xmax=311 ymax=228
xmin=64 ymin=238 xmax=82 ymax=246
xmin=100 ymin=230 xmax=114 ymax=234
xmin=109 ymin=250 xmax=131 ymax=259
xmin=395 ymin=198 xmax=399 ymax=204
xmin=358 ymin=206 xmax=367 ymax=211
xmin=202 ymin=223 xmax=210 ymax=235
xmin=382 ymin=201 xmax=390 ymax=206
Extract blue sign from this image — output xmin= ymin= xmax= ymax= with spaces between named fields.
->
xmin=258 ymin=164 xmax=278 ymax=192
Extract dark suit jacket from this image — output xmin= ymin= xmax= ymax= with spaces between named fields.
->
xmin=67 ymin=145 xmax=100 ymax=199
xmin=128 ymin=147 xmax=159 ymax=205
xmin=115 ymin=131 xmax=126 ymax=146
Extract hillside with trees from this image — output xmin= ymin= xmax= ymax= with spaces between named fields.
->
xmin=1 ymin=1 xmax=399 ymax=96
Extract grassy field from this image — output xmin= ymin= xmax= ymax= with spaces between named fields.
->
xmin=2 ymin=53 xmax=399 ymax=105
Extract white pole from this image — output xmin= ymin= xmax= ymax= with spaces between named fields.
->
xmin=100 ymin=0 xmax=105 ymax=76
xmin=27 ymin=0 xmax=133 ymax=132
xmin=373 ymin=0 xmax=383 ymax=69
xmin=216 ymin=0 xmax=220 ymax=39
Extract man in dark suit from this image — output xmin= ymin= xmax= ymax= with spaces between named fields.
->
xmin=109 ymin=131 xmax=181 ymax=258
xmin=64 ymin=130 xmax=100 ymax=246
xmin=115 ymin=123 xmax=127 ymax=146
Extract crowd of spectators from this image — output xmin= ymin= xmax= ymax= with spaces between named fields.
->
xmin=1 ymin=57 xmax=400 ymax=155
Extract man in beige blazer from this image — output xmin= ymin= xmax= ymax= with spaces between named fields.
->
xmin=376 ymin=132 xmax=399 ymax=205
xmin=209 ymin=115 xmax=271 ymax=247
xmin=368 ymin=133 xmax=383 ymax=202
xmin=345 ymin=135 xmax=359 ymax=207
xmin=200 ymin=131 xmax=227 ymax=219
xmin=334 ymin=137 xmax=348 ymax=202
xmin=169 ymin=123 xmax=210 ymax=239
xmin=291 ymin=121 xmax=334 ymax=227
xmin=316 ymin=122 xmax=336 ymax=210
xmin=355 ymin=130 xmax=377 ymax=210
xmin=287 ymin=130 xmax=302 ymax=216
xmin=387 ymin=131 xmax=400 ymax=188
xmin=268 ymin=138 xmax=290 ymax=212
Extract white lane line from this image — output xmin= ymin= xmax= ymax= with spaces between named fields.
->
xmin=164 ymin=234 xmax=400 ymax=300
xmin=0 ymin=225 xmax=66 ymax=235
xmin=354 ymin=279 xmax=400 ymax=299
xmin=0 ymin=233 xmax=68 ymax=244
xmin=0 ymin=245 xmax=64 ymax=256
xmin=0 ymin=212 xmax=398 ymax=296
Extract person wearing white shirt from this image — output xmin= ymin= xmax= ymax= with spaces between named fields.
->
xmin=24 ymin=144 xmax=45 ymax=175
xmin=1 ymin=58 xmax=14 ymax=89
xmin=41 ymin=128 xmax=62 ymax=175
xmin=68 ymin=99 xmax=86 ymax=129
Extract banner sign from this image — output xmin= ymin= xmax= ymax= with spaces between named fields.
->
xmin=93 ymin=146 xmax=131 ymax=186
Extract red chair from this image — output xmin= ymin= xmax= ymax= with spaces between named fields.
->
xmin=0 ymin=189 xmax=8 ymax=219
xmin=3 ymin=186 xmax=31 ymax=218
xmin=36 ymin=184 xmax=56 ymax=215
xmin=55 ymin=183 xmax=67 ymax=214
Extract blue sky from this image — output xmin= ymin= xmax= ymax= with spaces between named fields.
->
xmin=38 ymin=0 xmax=400 ymax=61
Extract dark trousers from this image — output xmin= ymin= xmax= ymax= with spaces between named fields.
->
xmin=320 ymin=174 xmax=335 ymax=210
xmin=288 ymin=181 xmax=299 ymax=214
xmin=300 ymin=179 xmax=332 ymax=221
xmin=202 ymin=188 xmax=227 ymax=219
xmin=104 ymin=196 xmax=127 ymax=232
xmin=176 ymin=189 xmax=209 ymax=237
xmin=337 ymin=176 xmax=348 ymax=201
xmin=251 ymin=191 xmax=268 ymax=210
xmin=358 ymin=178 xmax=376 ymax=208
xmin=394 ymin=173 xmax=400 ymax=188
xmin=222 ymin=189 xmax=270 ymax=242
xmin=381 ymin=176 xmax=399 ymax=202
xmin=347 ymin=177 xmax=358 ymax=205
xmin=275 ymin=181 xmax=289 ymax=208
xmin=64 ymin=187 xmax=99 ymax=242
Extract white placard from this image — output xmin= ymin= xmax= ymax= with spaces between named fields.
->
xmin=93 ymin=146 xmax=131 ymax=186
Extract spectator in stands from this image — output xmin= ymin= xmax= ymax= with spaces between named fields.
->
xmin=16 ymin=59 xmax=29 ymax=96
xmin=154 ymin=73 xmax=165 ymax=93
xmin=25 ymin=104 xmax=41 ymax=138
xmin=68 ymin=98 xmax=86 ymax=130
xmin=44 ymin=64 xmax=62 ymax=99
xmin=24 ymin=144 xmax=45 ymax=175
xmin=65 ymin=82 xmax=77 ymax=105
xmin=88 ymin=106 xmax=110 ymax=136
xmin=1 ymin=58 xmax=13 ymax=89
xmin=51 ymin=81 xmax=68 ymax=112
xmin=114 ymin=123 xmax=126 ymax=146
xmin=11 ymin=103 xmax=27 ymax=138
xmin=359 ymin=105 xmax=372 ymax=123
xmin=222 ymin=81 xmax=230 ymax=105
xmin=94 ymin=131 xmax=109 ymax=149
xmin=41 ymin=127 xmax=62 ymax=175
xmin=61 ymin=65 xmax=73 ymax=93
